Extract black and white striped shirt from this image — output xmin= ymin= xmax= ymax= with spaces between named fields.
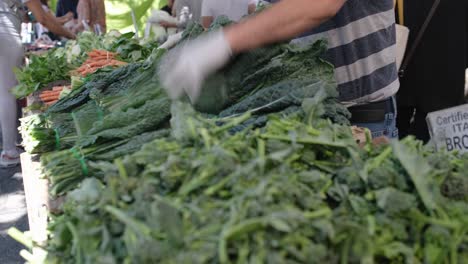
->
xmin=292 ymin=0 xmax=399 ymax=106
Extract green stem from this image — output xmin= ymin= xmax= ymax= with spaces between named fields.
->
xmin=303 ymin=208 xmax=332 ymax=219
xmin=218 ymin=236 xmax=228 ymax=264
xmin=223 ymin=217 xmax=269 ymax=241
xmin=115 ymin=158 xmax=128 ymax=180
xmin=105 ymin=206 xmax=164 ymax=240
xmin=204 ymin=171 xmax=237 ymax=196
xmin=7 ymin=228 xmax=33 ymax=249
xmin=367 ymin=147 xmax=392 ymax=171
xmin=409 ymin=210 xmax=460 ymax=230
xmin=214 ymin=112 xmax=252 ymax=134
xmin=66 ymin=222 xmax=82 ymax=264
xmin=260 ymin=134 xmax=348 ymax=148
xmin=341 ymin=238 xmax=351 ymax=264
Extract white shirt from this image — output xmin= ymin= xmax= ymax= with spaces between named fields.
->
xmin=0 ymin=0 xmax=28 ymax=36
xmin=202 ymin=0 xmax=257 ymax=22
xmin=0 ymin=0 xmax=29 ymax=11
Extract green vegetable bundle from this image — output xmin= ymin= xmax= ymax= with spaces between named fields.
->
xmin=20 ymin=113 xmax=76 ymax=154
xmin=42 ymin=129 xmax=170 ymax=195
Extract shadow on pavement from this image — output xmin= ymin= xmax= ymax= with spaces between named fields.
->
xmin=0 ymin=165 xmax=29 ymax=264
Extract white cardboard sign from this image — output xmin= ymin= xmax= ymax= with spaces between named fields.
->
xmin=426 ymin=104 xmax=468 ymax=153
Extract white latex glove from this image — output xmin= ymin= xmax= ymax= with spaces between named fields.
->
xmin=159 ymin=30 xmax=232 ymax=103
xmin=158 ymin=32 xmax=183 ymax=50
xmin=148 ymin=10 xmax=178 ymax=24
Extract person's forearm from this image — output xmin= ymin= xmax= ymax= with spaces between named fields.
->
xmin=26 ymin=0 xmax=75 ymax=39
xmin=162 ymin=22 xmax=178 ymax=28
xmin=225 ymin=0 xmax=346 ymax=53
xmin=41 ymin=12 xmax=76 ymax=39
xmin=55 ymin=15 xmax=70 ymax=24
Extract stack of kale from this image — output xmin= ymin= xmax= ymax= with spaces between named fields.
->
xmin=20 ymin=18 xmax=347 ymax=196
xmin=40 ymin=95 xmax=468 ymax=264
xmin=35 ymin=53 xmax=172 ymax=195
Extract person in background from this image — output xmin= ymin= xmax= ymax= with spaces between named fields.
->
xmin=158 ymin=0 xmax=204 ymax=29
xmin=161 ymin=0 xmax=400 ymax=139
xmin=0 ymin=0 xmax=75 ymax=167
xmin=160 ymin=0 xmax=174 ymax=14
xmin=74 ymin=0 xmax=106 ymax=34
xmin=41 ymin=0 xmax=72 ymax=24
xmin=55 ymin=0 xmax=78 ymax=19
xmin=201 ymin=0 xmax=257 ymax=28
xmin=36 ymin=0 xmax=74 ymax=38
xmin=397 ymin=0 xmax=468 ymax=142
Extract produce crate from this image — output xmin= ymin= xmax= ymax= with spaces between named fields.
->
xmin=20 ymin=153 xmax=49 ymax=246
xmin=20 ymin=153 xmax=64 ymax=247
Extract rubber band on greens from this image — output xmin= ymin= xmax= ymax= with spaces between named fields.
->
xmin=54 ymin=128 xmax=61 ymax=150
xmin=70 ymin=147 xmax=89 ymax=176
xmin=96 ymin=102 xmax=104 ymax=121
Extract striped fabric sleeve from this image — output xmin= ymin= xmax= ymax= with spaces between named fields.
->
xmin=292 ymin=0 xmax=399 ymax=105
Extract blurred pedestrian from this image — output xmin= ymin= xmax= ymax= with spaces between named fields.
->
xmin=74 ymin=0 xmax=106 ymax=34
xmin=0 ymin=0 xmax=75 ymax=167
xmin=55 ymin=0 xmax=78 ymax=19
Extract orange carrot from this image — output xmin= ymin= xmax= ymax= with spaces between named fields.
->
xmin=40 ymin=95 xmax=60 ymax=101
xmin=87 ymin=61 xmax=110 ymax=67
xmin=41 ymin=92 xmax=59 ymax=97
xmin=41 ymin=90 xmax=62 ymax=96
xmin=92 ymin=57 xmax=114 ymax=61
xmin=87 ymin=50 xmax=101 ymax=56
xmin=41 ymin=98 xmax=59 ymax=103
xmin=40 ymin=95 xmax=60 ymax=100
xmin=42 ymin=98 xmax=59 ymax=103
xmin=40 ymin=96 xmax=59 ymax=100
xmin=44 ymin=89 xmax=62 ymax=93
xmin=80 ymin=69 xmax=95 ymax=76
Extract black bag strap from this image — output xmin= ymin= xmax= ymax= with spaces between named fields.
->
xmin=399 ymin=0 xmax=441 ymax=77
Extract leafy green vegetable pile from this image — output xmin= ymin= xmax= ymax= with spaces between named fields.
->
xmin=39 ymin=98 xmax=468 ymax=264
xmin=13 ymin=49 xmax=72 ymax=99
xmin=13 ymin=31 xmax=159 ymax=99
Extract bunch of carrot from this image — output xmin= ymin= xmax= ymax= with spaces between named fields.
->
xmin=39 ymin=86 xmax=65 ymax=106
xmin=75 ymin=49 xmax=127 ymax=77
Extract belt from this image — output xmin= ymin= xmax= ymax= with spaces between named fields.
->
xmin=349 ymin=97 xmax=394 ymax=123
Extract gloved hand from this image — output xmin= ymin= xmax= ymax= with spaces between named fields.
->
xmin=159 ymin=30 xmax=232 ymax=103
xmin=158 ymin=32 xmax=183 ymax=50
xmin=148 ymin=10 xmax=178 ymax=25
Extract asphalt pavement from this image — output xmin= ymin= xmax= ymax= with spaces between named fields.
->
xmin=0 ymin=149 xmax=28 ymax=264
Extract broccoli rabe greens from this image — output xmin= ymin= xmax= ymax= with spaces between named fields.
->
xmin=42 ymin=98 xmax=468 ymax=264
